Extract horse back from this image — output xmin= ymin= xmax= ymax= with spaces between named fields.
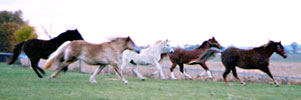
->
xmin=222 ymin=47 xmax=269 ymax=69
xmin=22 ymin=39 xmax=57 ymax=59
xmin=169 ymin=48 xmax=206 ymax=63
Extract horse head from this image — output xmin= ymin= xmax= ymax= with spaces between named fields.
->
xmin=65 ymin=29 xmax=84 ymax=41
xmin=208 ymin=37 xmax=222 ymax=49
xmin=124 ymin=36 xmax=141 ymax=53
xmin=157 ymin=39 xmax=174 ymax=54
xmin=272 ymin=41 xmax=287 ymax=58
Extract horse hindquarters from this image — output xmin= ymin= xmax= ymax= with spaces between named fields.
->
xmin=221 ymin=49 xmax=238 ymax=85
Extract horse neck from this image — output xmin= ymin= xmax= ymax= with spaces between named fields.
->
xmin=263 ymin=45 xmax=276 ymax=57
xmin=196 ymin=41 xmax=210 ymax=50
xmin=109 ymin=41 xmax=129 ymax=54
xmin=150 ymin=46 xmax=162 ymax=54
xmin=49 ymin=36 xmax=68 ymax=45
xmin=255 ymin=45 xmax=275 ymax=57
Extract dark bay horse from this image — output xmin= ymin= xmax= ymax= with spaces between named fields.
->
xmin=167 ymin=37 xmax=222 ymax=80
xmin=8 ymin=29 xmax=84 ymax=78
xmin=221 ymin=41 xmax=287 ymax=87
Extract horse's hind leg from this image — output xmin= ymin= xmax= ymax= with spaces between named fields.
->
xmin=30 ymin=58 xmax=43 ymax=78
xmin=170 ymin=63 xmax=177 ymax=80
xmin=199 ymin=62 xmax=213 ymax=79
xmin=259 ymin=67 xmax=279 ymax=87
xmin=49 ymin=61 xmax=72 ymax=79
xmin=223 ymin=68 xmax=231 ymax=86
xmin=90 ymin=65 xmax=106 ymax=83
xmin=133 ymin=65 xmax=146 ymax=81
xmin=32 ymin=58 xmax=45 ymax=75
xmin=179 ymin=63 xmax=192 ymax=80
xmin=232 ymin=67 xmax=246 ymax=86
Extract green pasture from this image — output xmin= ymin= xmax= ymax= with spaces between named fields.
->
xmin=0 ymin=63 xmax=300 ymax=100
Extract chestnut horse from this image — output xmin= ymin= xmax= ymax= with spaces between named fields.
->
xmin=167 ymin=37 xmax=222 ymax=80
xmin=8 ymin=29 xmax=84 ymax=78
xmin=221 ymin=41 xmax=287 ymax=87
xmin=43 ymin=37 xmax=140 ymax=84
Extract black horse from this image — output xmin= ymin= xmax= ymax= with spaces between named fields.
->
xmin=8 ymin=29 xmax=84 ymax=78
xmin=221 ymin=41 xmax=287 ymax=87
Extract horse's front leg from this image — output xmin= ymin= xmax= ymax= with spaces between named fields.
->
xmin=133 ymin=65 xmax=146 ymax=81
xmin=112 ymin=63 xmax=128 ymax=84
xmin=90 ymin=65 xmax=106 ymax=83
xmin=179 ymin=63 xmax=192 ymax=80
xmin=260 ymin=67 xmax=279 ymax=87
xmin=154 ymin=61 xmax=166 ymax=80
xmin=199 ymin=62 xmax=213 ymax=79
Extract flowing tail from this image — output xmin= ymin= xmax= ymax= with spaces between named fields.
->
xmin=43 ymin=41 xmax=71 ymax=69
xmin=8 ymin=42 xmax=25 ymax=65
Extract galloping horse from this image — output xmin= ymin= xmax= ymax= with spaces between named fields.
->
xmin=43 ymin=37 xmax=140 ymax=84
xmin=120 ymin=40 xmax=174 ymax=80
xmin=167 ymin=37 xmax=222 ymax=80
xmin=221 ymin=41 xmax=287 ymax=87
xmin=8 ymin=29 xmax=84 ymax=78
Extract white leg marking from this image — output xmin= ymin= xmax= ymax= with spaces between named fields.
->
xmin=207 ymin=71 xmax=213 ymax=78
xmin=170 ymin=72 xmax=177 ymax=80
xmin=184 ymin=71 xmax=192 ymax=79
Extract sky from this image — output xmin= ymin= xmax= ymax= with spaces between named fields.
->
xmin=1 ymin=0 xmax=301 ymax=47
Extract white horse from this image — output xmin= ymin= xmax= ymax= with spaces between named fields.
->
xmin=120 ymin=40 xmax=174 ymax=80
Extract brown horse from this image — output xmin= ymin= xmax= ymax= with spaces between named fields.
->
xmin=43 ymin=37 xmax=140 ymax=84
xmin=167 ymin=37 xmax=222 ymax=80
xmin=221 ymin=41 xmax=287 ymax=87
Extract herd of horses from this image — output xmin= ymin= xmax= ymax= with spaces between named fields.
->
xmin=8 ymin=29 xmax=287 ymax=87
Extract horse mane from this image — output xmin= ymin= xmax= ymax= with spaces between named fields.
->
xmin=106 ymin=37 xmax=126 ymax=43
xmin=51 ymin=29 xmax=79 ymax=40
xmin=196 ymin=41 xmax=209 ymax=49
xmin=154 ymin=40 xmax=163 ymax=45
xmin=253 ymin=41 xmax=274 ymax=51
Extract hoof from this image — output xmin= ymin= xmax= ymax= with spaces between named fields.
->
xmin=89 ymin=79 xmax=97 ymax=83
xmin=208 ymin=76 xmax=213 ymax=79
xmin=241 ymin=83 xmax=247 ymax=86
xmin=171 ymin=78 xmax=178 ymax=80
xmin=185 ymin=78 xmax=193 ymax=80
xmin=141 ymin=79 xmax=145 ymax=81
xmin=276 ymin=84 xmax=280 ymax=87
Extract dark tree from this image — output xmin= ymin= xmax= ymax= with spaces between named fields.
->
xmin=0 ymin=10 xmax=25 ymax=52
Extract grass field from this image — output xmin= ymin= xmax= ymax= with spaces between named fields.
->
xmin=1 ymin=63 xmax=301 ymax=100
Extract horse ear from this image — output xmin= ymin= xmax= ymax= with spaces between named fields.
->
xmin=212 ymin=37 xmax=215 ymax=40
xmin=126 ymin=36 xmax=131 ymax=40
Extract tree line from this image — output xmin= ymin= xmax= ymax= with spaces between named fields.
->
xmin=0 ymin=10 xmax=37 ymax=52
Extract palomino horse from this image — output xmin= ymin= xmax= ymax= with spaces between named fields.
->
xmin=167 ymin=37 xmax=222 ymax=80
xmin=221 ymin=41 xmax=287 ymax=87
xmin=43 ymin=37 xmax=140 ymax=84
xmin=8 ymin=29 xmax=84 ymax=78
xmin=120 ymin=40 xmax=174 ymax=80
